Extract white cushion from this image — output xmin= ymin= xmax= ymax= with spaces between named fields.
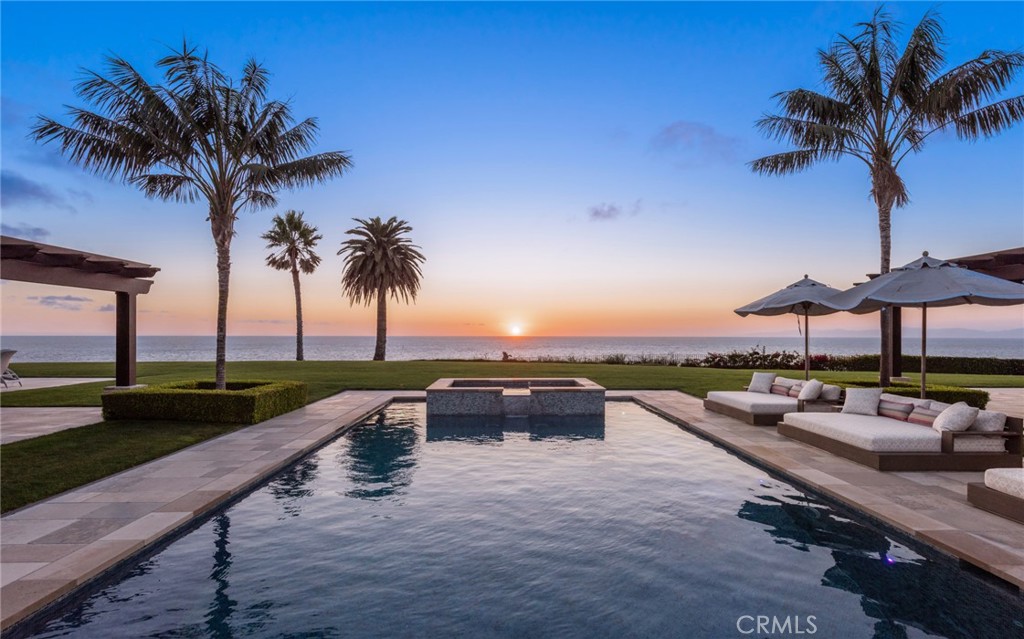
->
xmin=748 ymin=372 xmax=775 ymax=394
xmin=783 ymin=413 xmax=1006 ymax=453
xmin=929 ymin=400 xmax=952 ymax=412
xmin=774 ymin=377 xmax=801 ymax=387
xmin=970 ymin=410 xmax=1007 ymax=433
xmin=842 ymin=388 xmax=883 ymax=416
xmin=820 ymin=384 xmax=842 ymax=401
xmin=706 ymin=391 xmax=798 ymax=415
xmin=798 ymin=379 xmax=824 ymax=400
xmin=932 ymin=402 xmax=979 ymax=433
xmin=984 ymin=468 xmax=1024 ymax=500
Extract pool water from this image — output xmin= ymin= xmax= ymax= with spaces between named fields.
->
xmin=24 ymin=403 xmax=1024 ymax=638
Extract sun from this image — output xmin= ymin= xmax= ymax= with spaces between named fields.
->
xmin=509 ymin=324 xmax=523 ymax=336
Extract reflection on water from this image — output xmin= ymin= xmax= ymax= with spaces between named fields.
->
xmin=426 ymin=415 xmax=605 ymax=442
xmin=206 ymin=515 xmax=236 ymax=639
xmin=266 ymin=459 xmax=319 ymax=518
xmin=342 ymin=408 xmax=420 ymax=500
xmin=738 ymin=492 xmax=1024 ymax=639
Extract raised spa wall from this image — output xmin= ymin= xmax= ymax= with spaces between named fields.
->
xmin=425 ymin=378 xmax=606 ymax=417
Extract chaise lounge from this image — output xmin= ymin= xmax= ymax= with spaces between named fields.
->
xmin=704 ymin=372 xmax=843 ymax=426
xmin=778 ymin=389 xmax=1022 ymax=471
xmin=967 ymin=468 xmax=1024 ymax=524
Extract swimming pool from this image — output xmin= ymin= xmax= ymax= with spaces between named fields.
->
xmin=21 ymin=402 xmax=1024 ymax=638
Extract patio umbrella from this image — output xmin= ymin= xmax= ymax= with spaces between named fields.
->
xmin=822 ymin=252 xmax=1024 ymax=397
xmin=735 ymin=276 xmax=841 ymax=380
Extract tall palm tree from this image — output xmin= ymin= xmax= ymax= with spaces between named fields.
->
xmin=338 ymin=216 xmax=425 ymax=361
xmin=262 ymin=210 xmax=323 ymax=361
xmin=750 ymin=7 xmax=1024 ymax=385
xmin=31 ymin=43 xmax=352 ymax=388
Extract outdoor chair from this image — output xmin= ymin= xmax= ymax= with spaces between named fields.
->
xmin=1 ymin=349 xmax=22 ymax=388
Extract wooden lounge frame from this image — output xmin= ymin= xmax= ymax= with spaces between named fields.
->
xmin=967 ymin=482 xmax=1024 ymax=524
xmin=703 ymin=397 xmax=838 ymax=427
xmin=777 ymin=416 xmax=1023 ymax=472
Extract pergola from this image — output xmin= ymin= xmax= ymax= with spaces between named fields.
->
xmin=0 ymin=235 xmax=160 ymax=386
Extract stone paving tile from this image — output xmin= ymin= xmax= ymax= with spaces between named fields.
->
xmin=32 ymin=519 xmax=132 ymax=545
xmin=0 ymin=579 xmax=76 ymax=627
xmin=1 ymin=563 xmax=48 ymax=587
xmin=0 ymin=544 xmax=84 ymax=564
xmin=4 ymin=502 xmax=108 ymax=521
xmin=20 ymin=539 xmax=146 ymax=585
xmin=0 ymin=520 xmax=77 ymax=545
xmin=156 ymin=491 xmax=230 ymax=516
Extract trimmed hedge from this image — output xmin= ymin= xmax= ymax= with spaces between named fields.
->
xmin=841 ymin=380 xmax=989 ymax=409
xmin=102 ymin=380 xmax=308 ymax=424
xmin=815 ymin=354 xmax=1023 ymax=375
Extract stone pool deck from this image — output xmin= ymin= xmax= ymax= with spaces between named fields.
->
xmin=2 ymin=389 xmax=1023 ymax=631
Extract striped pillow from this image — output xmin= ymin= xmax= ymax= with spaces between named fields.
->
xmin=770 ymin=384 xmax=791 ymax=396
xmin=787 ymin=382 xmax=805 ymax=398
xmin=907 ymin=406 xmax=942 ymax=427
xmin=878 ymin=397 xmax=915 ymax=421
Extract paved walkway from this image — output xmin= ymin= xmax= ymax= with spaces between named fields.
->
xmin=0 ymin=408 xmax=104 ymax=444
xmin=0 ymin=378 xmax=111 ymax=393
xmin=976 ymin=387 xmax=1024 ymax=418
xmin=2 ymin=389 xmax=1023 ymax=632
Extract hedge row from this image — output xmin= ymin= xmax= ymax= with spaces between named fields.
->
xmin=816 ymin=354 xmax=1023 ymax=375
xmin=102 ymin=380 xmax=308 ymax=424
xmin=841 ymin=380 xmax=990 ymax=409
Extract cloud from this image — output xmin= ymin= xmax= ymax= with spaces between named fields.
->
xmin=97 ymin=304 xmax=116 ymax=312
xmin=587 ymin=199 xmax=642 ymax=222
xmin=0 ymin=170 xmax=77 ymax=212
xmin=27 ymin=294 xmax=92 ymax=311
xmin=651 ymin=121 xmax=741 ymax=166
xmin=1 ymin=222 xmax=50 ymax=241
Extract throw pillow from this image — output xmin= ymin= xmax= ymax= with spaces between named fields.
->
xmin=970 ymin=410 xmax=1008 ymax=433
xmin=798 ymin=379 xmax=824 ymax=401
xmin=770 ymin=384 xmax=791 ymax=396
xmin=787 ymin=382 xmax=805 ymax=398
xmin=820 ymin=384 xmax=842 ymax=402
xmin=748 ymin=372 xmax=776 ymax=394
xmin=841 ymin=388 xmax=883 ymax=416
xmin=929 ymin=400 xmax=952 ymax=412
xmin=877 ymin=397 xmax=914 ymax=421
xmin=907 ymin=406 xmax=941 ymax=427
xmin=932 ymin=402 xmax=980 ymax=433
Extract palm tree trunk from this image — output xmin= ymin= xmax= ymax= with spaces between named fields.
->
xmin=291 ymin=265 xmax=304 ymax=361
xmin=373 ymin=285 xmax=387 ymax=361
xmin=215 ymin=242 xmax=231 ymax=390
xmin=877 ymin=195 xmax=894 ymax=387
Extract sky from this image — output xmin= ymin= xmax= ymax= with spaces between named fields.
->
xmin=1 ymin=1 xmax=1022 ymax=338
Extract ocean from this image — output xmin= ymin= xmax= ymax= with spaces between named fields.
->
xmin=0 ymin=335 xmax=1020 ymax=363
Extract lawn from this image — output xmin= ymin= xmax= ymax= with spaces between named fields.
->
xmin=1 ymin=360 xmax=1019 ymax=513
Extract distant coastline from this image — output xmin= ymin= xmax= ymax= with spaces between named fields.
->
xmin=2 ymin=335 xmax=1020 ymax=363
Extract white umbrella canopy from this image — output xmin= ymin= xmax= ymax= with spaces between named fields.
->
xmin=735 ymin=275 xmax=841 ymax=380
xmin=823 ymin=252 xmax=1024 ymax=397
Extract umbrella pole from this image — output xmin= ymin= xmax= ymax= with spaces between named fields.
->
xmin=920 ymin=303 xmax=927 ymax=399
xmin=804 ymin=310 xmax=810 ymax=381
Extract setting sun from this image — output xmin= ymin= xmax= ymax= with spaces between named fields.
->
xmin=509 ymin=324 xmax=523 ymax=336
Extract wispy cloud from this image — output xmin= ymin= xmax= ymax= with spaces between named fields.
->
xmin=27 ymin=294 xmax=92 ymax=311
xmin=97 ymin=304 xmax=116 ymax=312
xmin=0 ymin=170 xmax=77 ymax=212
xmin=651 ymin=120 xmax=741 ymax=167
xmin=1 ymin=222 xmax=50 ymax=241
xmin=587 ymin=199 xmax=642 ymax=222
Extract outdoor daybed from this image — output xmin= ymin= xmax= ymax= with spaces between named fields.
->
xmin=967 ymin=468 xmax=1024 ymax=524
xmin=704 ymin=373 xmax=843 ymax=426
xmin=778 ymin=391 xmax=1022 ymax=471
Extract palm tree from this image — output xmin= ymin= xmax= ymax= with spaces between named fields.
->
xmin=750 ymin=7 xmax=1024 ymax=385
xmin=338 ymin=216 xmax=425 ymax=361
xmin=262 ymin=210 xmax=323 ymax=361
xmin=31 ymin=43 xmax=352 ymax=389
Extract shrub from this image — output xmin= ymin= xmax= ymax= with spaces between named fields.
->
xmin=701 ymin=347 xmax=803 ymax=370
xmin=840 ymin=380 xmax=989 ymax=409
xmin=102 ymin=380 xmax=308 ymax=424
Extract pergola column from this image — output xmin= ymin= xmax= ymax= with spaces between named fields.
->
xmin=115 ymin=292 xmax=138 ymax=386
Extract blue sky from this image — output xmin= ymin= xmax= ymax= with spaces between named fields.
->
xmin=1 ymin=1 xmax=1022 ymax=336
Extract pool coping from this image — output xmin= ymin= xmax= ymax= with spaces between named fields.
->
xmin=2 ymin=389 xmax=1022 ymax=632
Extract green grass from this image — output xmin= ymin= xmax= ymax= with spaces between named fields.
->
xmin=1 ymin=420 xmax=242 ymax=513
xmin=3 ymin=360 xmax=1021 ymax=408
xmin=1 ymin=360 xmax=1018 ymax=513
